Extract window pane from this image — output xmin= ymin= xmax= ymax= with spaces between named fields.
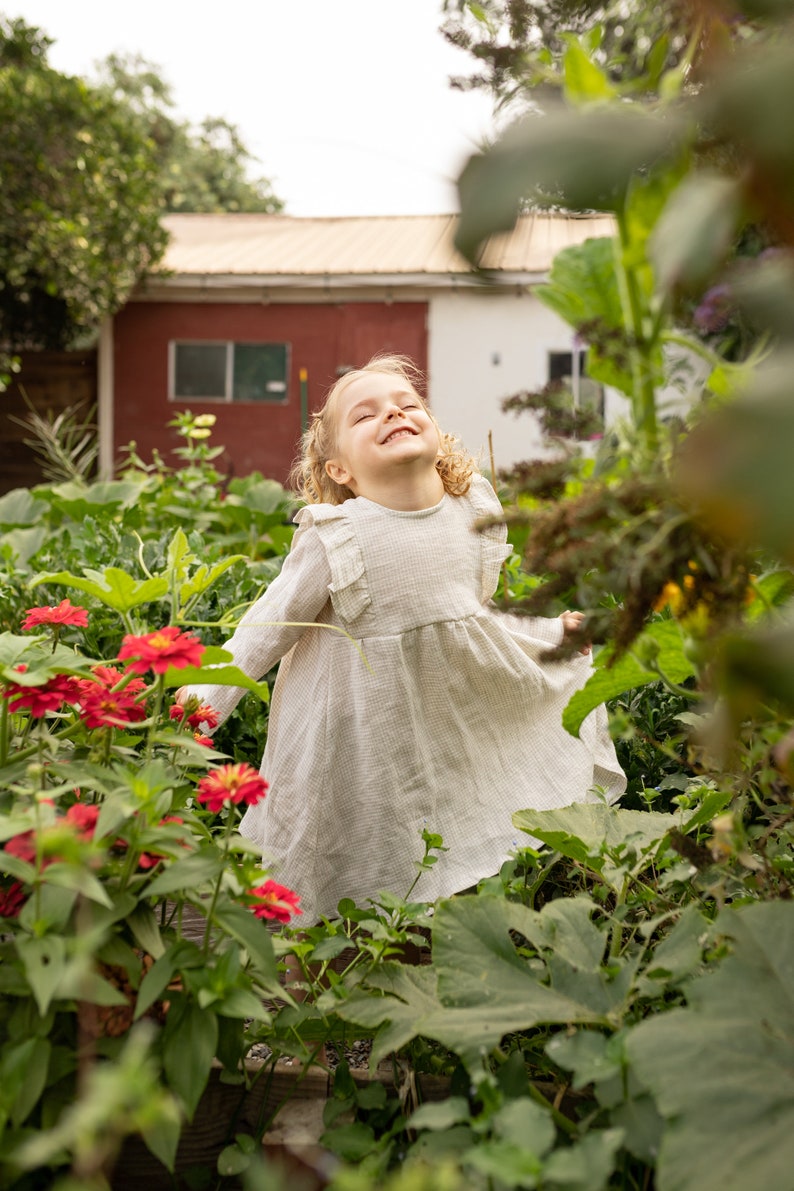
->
xmin=174 ymin=344 xmax=227 ymax=398
xmin=232 ymin=343 xmax=288 ymax=402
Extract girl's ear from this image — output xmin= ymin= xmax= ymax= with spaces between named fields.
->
xmin=325 ymin=458 xmax=353 ymax=486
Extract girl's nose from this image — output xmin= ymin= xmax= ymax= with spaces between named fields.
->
xmin=385 ymin=405 xmax=405 ymax=420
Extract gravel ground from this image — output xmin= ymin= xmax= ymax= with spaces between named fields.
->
xmin=246 ymin=1038 xmax=373 ymax=1069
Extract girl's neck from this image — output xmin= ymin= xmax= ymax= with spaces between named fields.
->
xmin=353 ymin=468 xmax=445 ymax=511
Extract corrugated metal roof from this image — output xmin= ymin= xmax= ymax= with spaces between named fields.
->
xmin=159 ymin=211 xmax=615 ymax=279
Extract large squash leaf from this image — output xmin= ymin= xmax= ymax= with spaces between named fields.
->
xmin=339 ymin=895 xmax=628 ymax=1074
xmin=627 ymin=901 xmax=794 ymax=1191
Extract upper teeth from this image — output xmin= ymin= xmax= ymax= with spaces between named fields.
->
xmin=386 ymin=429 xmax=412 ymax=442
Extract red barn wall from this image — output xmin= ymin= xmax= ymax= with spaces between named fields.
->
xmin=112 ymin=301 xmax=428 ymax=486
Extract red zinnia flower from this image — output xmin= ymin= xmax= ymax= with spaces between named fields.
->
xmin=64 ymin=803 xmax=100 ymax=840
xmin=0 ymin=881 xmax=26 ymax=918
xmin=3 ymin=668 xmax=81 ymax=718
xmin=80 ymin=665 xmax=147 ymax=696
xmin=21 ymin=599 xmax=89 ymax=631
xmin=117 ymin=626 xmax=205 ymax=675
xmin=196 ymin=763 xmax=269 ymax=814
xmin=4 ymin=830 xmax=37 ymax=865
xmin=249 ymin=880 xmax=302 ymax=924
xmin=193 ymin=733 xmax=213 ymax=747
xmin=170 ymin=702 xmax=219 ymax=730
xmin=79 ymin=686 xmax=148 ymax=730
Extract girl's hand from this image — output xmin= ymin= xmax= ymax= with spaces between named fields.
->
xmin=560 ymin=610 xmax=591 ymax=655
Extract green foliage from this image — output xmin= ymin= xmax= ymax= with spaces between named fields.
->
xmin=94 ymin=52 xmax=284 ymax=215
xmin=0 ymin=18 xmax=167 ymax=351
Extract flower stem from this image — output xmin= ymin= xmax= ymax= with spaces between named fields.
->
xmin=145 ymin=674 xmax=165 ymax=761
xmin=202 ymin=812 xmax=235 ymax=956
xmin=0 ymin=698 xmax=8 ymax=768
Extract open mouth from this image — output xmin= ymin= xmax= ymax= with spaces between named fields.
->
xmin=382 ymin=428 xmax=417 ymax=444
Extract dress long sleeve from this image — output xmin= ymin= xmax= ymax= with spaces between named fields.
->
xmin=187 ymin=525 xmax=332 ymax=728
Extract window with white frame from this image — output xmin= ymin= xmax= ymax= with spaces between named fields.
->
xmin=169 ymin=342 xmax=290 ymax=403
xmin=548 ymin=349 xmax=604 ymax=417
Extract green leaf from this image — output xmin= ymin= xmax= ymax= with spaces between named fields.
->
xmin=320 ymin=1121 xmax=376 ymax=1162
xmin=464 ymin=1139 xmax=543 ymax=1188
xmin=162 ymin=999 xmax=218 ymax=1120
xmin=165 ymin=527 xmax=195 ymax=584
xmin=456 ymin=106 xmax=686 ymax=262
xmin=513 ymin=804 xmax=677 ymax=888
xmin=340 ymin=896 xmax=619 ymax=1074
xmin=493 ymin=1097 xmax=556 ymax=1155
xmin=139 ymin=1100 xmax=182 ymax=1173
xmin=535 ymin=237 xmax=635 ymax=396
xmin=1 ymin=526 xmax=48 ymax=567
xmin=627 ymin=901 xmax=794 ymax=1191
xmin=178 ymin=556 xmax=245 ymax=606
xmin=408 ymin=1096 xmax=471 ymax=1133
xmin=543 ymin=1128 xmax=624 ymax=1190
xmin=17 ymin=936 xmax=66 ymax=1014
xmin=135 ymin=951 xmax=177 ymax=1020
xmin=11 ymin=1038 xmax=50 ymax=1127
xmin=0 ymin=487 xmax=47 ymax=526
xmin=31 ymin=567 xmax=169 ymax=612
xmin=563 ymin=39 xmax=619 ymax=106
xmin=127 ymin=903 xmax=165 ymax=960
xmin=161 ymin=660 xmax=270 ymax=703
xmin=675 ymin=347 xmax=794 ymax=565
xmin=45 ymin=479 xmax=147 ymax=519
xmin=42 ymin=861 xmax=113 ymax=907
xmin=217 ymin=1142 xmax=253 ymax=1177
xmin=143 ymin=848 xmax=224 ymax=897
xmin=546 ymin=1030 xmax=618 ymax=1090
xmin=649 ymin=172 xmax=741 ymax=294
xmin=211 ymin=900 xmax=279 ymax=987
xmin=563 ymin=619 xmax=695 ymax=737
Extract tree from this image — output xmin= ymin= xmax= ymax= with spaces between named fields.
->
xmin=0 ymin=18 xmax=168 ymax=354
xmin=441 ymin=0 xmax=696 ymax=113
xmin=94 ymin=53 xmax=284 ymax=214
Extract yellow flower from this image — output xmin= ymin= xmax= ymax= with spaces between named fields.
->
xmin=193 ymin=414 xmax=217 ymax=428
xmin=653 ymin=581 xmax=685 ymax=615
xmin=187 ymin=428 xmax=211 ymax=439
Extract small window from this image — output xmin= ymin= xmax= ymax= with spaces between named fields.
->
xmin=548 ymin=350 xmax=604 ymax=418
xmin=170 ymin=342 xmax=289 ymax=403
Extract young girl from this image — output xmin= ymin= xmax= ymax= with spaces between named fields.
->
xmin=183 ymin=355 xmax=625 ymax=923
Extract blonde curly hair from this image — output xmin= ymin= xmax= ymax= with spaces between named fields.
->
xmin=290 ymin=354 xmax=477 ymax=506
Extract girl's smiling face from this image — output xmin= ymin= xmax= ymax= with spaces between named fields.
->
xmin=324 ymin=371 xmax=442 ymax=497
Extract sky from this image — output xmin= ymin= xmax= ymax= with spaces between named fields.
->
xmin=11 ymin=0 xmax=498 ymax=217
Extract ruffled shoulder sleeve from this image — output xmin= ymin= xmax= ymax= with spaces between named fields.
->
xmin=294 ymin=503 xmax=371 ymax=623
xmin=467 ymin=474 xmax=512 ymax=603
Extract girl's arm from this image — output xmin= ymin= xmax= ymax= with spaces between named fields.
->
xmin=181 ymin=525 xmax=332 ymax=728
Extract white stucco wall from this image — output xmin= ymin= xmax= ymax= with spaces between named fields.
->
xmin=426 ymin=288 xmax=630 ymax=469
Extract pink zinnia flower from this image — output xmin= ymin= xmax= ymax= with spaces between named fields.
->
xmin=170 ymin=701 xmax=219 ymax=730
xmin=21 ymin=599 xmax=89 ymax=631
xmin=79 ymin=686 xmax=147 ymax=730
xmin=2 ymin=668 xmax=81 ymax=718
xmin=196 ymin=763 xmax=269 ymax=814
xmin=117 ymin=626 xmax=205 ymax=675
xmin=249 ymin=880 xmax=302 ymax=923
xmin=0 ymin=881 xmax=26 ymax=918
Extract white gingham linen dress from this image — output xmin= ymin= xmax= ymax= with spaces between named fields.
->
xmin=191 ymin=475 xmax=625 ymax=922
